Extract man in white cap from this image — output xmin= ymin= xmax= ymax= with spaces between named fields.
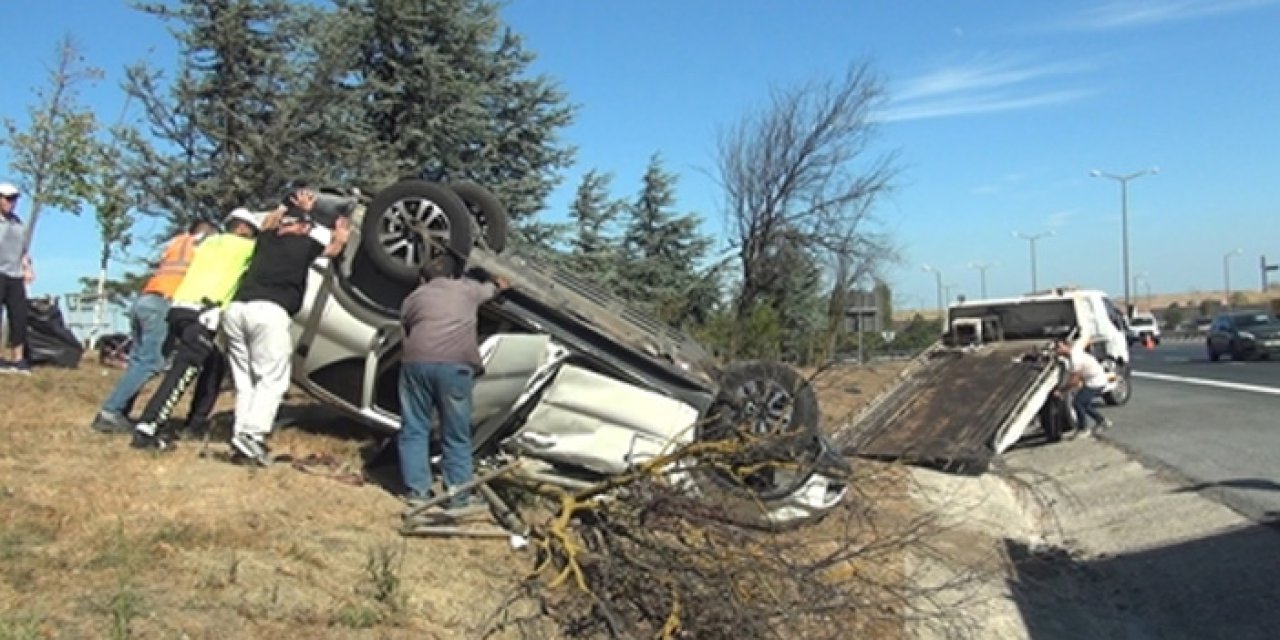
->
xmin=0 ymin=182 xmax=33 ymax=373
xmin=131 ymin=207 xmax=264 ymax=451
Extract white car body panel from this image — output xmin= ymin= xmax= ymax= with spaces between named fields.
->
xmin=510 ymin=364 xmax=700 ymax=476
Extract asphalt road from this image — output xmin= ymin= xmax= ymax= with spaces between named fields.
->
xmin=1101 ymin=340 xmax=1280 ymax=522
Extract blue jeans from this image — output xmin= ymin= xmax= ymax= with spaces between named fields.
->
xmin=397 ymin=362 xmax=476 ymax=506
xmin=1072 ymin=385 xmax=1106 ymax=429
xmin=101 ymin=293 xmax=171 ymax=416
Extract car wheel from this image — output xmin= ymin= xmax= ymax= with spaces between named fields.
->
xmin=360 ymin=179 xmax=473 ymax=285
xmin=1102 ymin=359 xmax=1131 ymax=406
xmin=692 ymin=361 xmax=845 ymax=529
xmin=449 ymin=181 xmax=510 ymax=253
xmin=1207 ymin=343 xmax=1220 ymax=362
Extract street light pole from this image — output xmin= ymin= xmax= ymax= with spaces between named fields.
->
xmin=1133 ymin=272 xmax=1149 ymax=311
xmin=968 ymin=261 xmax=996 ymax=298
xmin=922 ymin=264 xmax=944 ymax=320
xmin=1090 ymin=167 xmax=1159 ymax=317
xmin=1012 ymin=231 xmax=1053 ymax=292
xmin=1223 ymin=248 xmax=1243 ymax=308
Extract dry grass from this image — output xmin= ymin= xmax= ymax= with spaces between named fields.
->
xmin=0 ymin=358 xmax=920 ymax=639
xmin=0 ymin=360 xmax=548 ymax=639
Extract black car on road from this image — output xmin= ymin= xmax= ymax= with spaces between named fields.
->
xmin=1206 ymin=310 xmax=1280 ymax=361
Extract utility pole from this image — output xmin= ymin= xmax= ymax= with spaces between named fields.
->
xmin=1224 ymin=248 xmax=1243 ymax=308
xmin=969 ymin=261 xmax=996 ymax=298
xmin=1091 ymin=167 xmax=1159 ymax=317
xmin=922 ymin=264 xmax=944 ymax=320
xmin=1012 ymin=231 xmax=1053 ymax=292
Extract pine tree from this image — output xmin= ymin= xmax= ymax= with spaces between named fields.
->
xmin=122 ymin=0 xmax=576 ymax=244
xmin=324 ymin=0 xmax=575 ymax=226
xmin=619 ymin=154 xmax=714 ymax=326
xmin=567 ymin=169 xmax=623 ymax=286
xmin=121 ymin=0 xmax=317 ymax=228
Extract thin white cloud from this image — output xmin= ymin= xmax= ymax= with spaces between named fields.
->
xmin=894 ymin=57 xmax=1091 ymax=102
xmin=1047 ymin=209 xmax=1077 ymax=229
xmin=970 ymin=173 xmax=1030 ymax=197
xmin=881 ymin=88 xmax=1095 ymax=123
xmin=1058 ymin=0 xmax=1279 ymax=30
xmin=879 ymin=55 xmax=1096 ymax=123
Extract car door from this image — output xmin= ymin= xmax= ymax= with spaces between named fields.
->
xmin=1209 ymin=316 xmax=1230 ymax=351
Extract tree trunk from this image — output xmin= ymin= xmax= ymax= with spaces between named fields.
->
xmin=92 ymin=247 xmax=108 ymax=348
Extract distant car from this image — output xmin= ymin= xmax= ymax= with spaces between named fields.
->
xmin=1206 ymin=310 xmax=1280 ymax=361
xmin=1126 ymin=311 xmax=1161 ymax=345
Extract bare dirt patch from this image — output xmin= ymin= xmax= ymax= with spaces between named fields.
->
xmin=0 ymin=360 xmax=920 ymax=639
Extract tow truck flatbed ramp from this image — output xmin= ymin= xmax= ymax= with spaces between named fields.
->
xmin=836 ymin=342 xmax=1055 ymax=474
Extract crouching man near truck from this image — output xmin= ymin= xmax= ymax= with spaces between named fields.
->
xmin=1052 ymin=337 xmax=1115 ymax=439
xmin=131 ymin=208 xmax=263 ymax=451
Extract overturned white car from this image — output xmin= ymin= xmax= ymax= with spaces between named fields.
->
xmin=285 ymin=179 xmax=850 ymax=529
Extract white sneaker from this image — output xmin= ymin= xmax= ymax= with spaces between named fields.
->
xmin=230 ymin=433 xmax=270 ymax=466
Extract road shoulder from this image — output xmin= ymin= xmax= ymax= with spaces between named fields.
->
xmin=906 ymin=434 xmax=1280 ymax=639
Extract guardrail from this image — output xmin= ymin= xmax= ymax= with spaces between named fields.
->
xmin=1155 ymin=331 xmax=1203 ymax=343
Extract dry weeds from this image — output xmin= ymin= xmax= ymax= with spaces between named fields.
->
xmin=0 ymin=357 xmax=960 ymax=640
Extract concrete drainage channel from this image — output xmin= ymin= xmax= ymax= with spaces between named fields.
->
xmin=903 ymin=435 xmax=1280 ymax=640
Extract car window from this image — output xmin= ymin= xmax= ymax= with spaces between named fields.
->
xmin=1101 ymin=297 xmax=1126 ymax=332
xmin=1235 ymin=313 xmax=1277 ymax=327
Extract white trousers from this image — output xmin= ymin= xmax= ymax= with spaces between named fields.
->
xmin=222 ymin=300 xmax=293 ymax=440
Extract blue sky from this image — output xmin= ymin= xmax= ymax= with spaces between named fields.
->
xmin=4 ymin=0 xmax=1280 ymax=317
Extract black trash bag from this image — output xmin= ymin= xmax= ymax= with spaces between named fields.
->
xmin=26 ymin=296 xmax=84 ymax=368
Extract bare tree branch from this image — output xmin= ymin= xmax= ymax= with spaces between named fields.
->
xmin=714 ymin=62 xmax=899 ymax=336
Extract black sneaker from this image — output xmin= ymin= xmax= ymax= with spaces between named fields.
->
xmin=178 ymin=418 xmax=211 ymax=441
xmin=230 ymin=433 xmax=270 ymax=466
xmin=131 ymin=429 xmax=176 ymax=452
xmin=91 ymin=411 xmax=135 ymax=434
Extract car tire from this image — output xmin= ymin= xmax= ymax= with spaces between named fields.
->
xmin=689 ymin=361 xmax=847 ymax=530
xmin=361 ymin=179 xmax=473 ymax=285
xmin=449 ymin=181 xmax=510 ymax=253
xmin=1207 ymin=343 xmax=1220 ymax=362
xmin=1102 ymin=360 xmax=1131 ymax=406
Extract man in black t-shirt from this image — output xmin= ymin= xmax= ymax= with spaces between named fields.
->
xmin=221 ymin=190 xmax=349 ymax=464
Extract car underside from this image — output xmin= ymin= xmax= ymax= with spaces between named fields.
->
xmin=283 ymin=178 xmax=851 ymax=529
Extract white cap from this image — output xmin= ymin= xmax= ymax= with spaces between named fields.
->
xmin=0 ymin=183 xmax=19 ymax=197
xmin=225 ymin=207 xmax=262 ymax=231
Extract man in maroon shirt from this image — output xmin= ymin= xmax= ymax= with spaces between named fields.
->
xmin=398 ymin=252 xmax=508 ymax=520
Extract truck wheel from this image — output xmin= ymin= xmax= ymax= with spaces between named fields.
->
xmin=449 ymin=181 xmax=509 ymax=253
xmin=691 ymin=361 xmax=846 ymax=530
xmin=361 ymin=179 xmax=473 ymax=285
xmin=1102 ymin=361 xmax=1131 ymax=406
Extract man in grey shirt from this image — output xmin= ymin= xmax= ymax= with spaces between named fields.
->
xmin=0 ymin=182 xmax=32 ymax=374
xmin=398 ymin=252 xmax=508 ymax=521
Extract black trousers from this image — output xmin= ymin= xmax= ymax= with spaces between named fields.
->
xmin=137 ymin=307 xmax=225 ymax=431
xmin=0 ymin=275 xmax=28 ymax=349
